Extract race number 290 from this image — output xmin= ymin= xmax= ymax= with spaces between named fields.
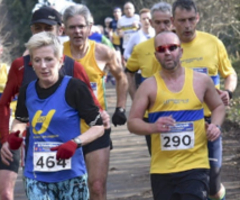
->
xmin=160 ymin=122 xmax=194 ymax=151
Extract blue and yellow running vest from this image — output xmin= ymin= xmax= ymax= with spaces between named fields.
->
xmin=148 ymin=68 xmax=209 ymax=174
xmin=25 ymin=76 xmax=86 ymax=182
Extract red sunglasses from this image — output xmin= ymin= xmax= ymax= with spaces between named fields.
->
xmin=156 ymin=44 xmax=180 ymax=53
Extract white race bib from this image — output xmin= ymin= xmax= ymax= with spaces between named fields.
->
xmin=192 ymin=67 xmax=208 ymax=74
xmin=160 ymin=122 xmax=194 ymax=151
xmin=33 ymin=142 xmax=71 ymax=172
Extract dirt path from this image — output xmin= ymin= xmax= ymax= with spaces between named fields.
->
xmin=14 ymin=86 xmax=240 ymax=200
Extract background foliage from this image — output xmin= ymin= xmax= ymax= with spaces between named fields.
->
xmin=0 ymin=0 xmax=239 ymax=62
xmin=0 ymin=0 xmax=239 ymax=124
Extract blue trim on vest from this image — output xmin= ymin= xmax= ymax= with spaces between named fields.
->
xmin=89 ymin=33 xmax=103 ymax=43
xmin=25 ymin=76 xmax=86 ymax=182
xmin=148 ymin=109 xmax=204 ymax=123
xmin=141 ymin=75 xmax=146 ymax=83
xmin=210 ymin=74 xmax=220 ymax=85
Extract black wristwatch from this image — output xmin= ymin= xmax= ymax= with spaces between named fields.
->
xmin=73 ymin=137 xmax=82 ymax=148
xmin=225 ymin=89 xmax=233 ymax=99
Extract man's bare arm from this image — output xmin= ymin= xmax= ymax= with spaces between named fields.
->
xmin=127 ymin=78 xmax=175 ymax=135
xmin=204 ymin=76 xmax=225 ymax=141
xmin=126 ymin=72 xmax=136 ymax=100
xmin=107 ymin=48 xmax=128 ymax=109
xmin=224 ymin=73 xmax=237 ymax=92
xmin=204 ymin=76 xmax=225 ymax=126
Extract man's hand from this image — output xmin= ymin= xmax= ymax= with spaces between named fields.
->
xmin=0 ymin=142 xmax=13 ymax=166
xmin=8 ymin=130 xmax=23 ymax=150
xmin=50 ymin=140 xmax=77 ymax=160
xmin=206 ymin=123 xmax=221 ymax=141
xmin=217 ymin=89 xmax=230 ymax=106
xmin=152 ymin=116 xmax=176 ymax=133
xmin=112 ymin=107 xmax=127 ymax=127
xmin=100 ymin=110 xmax=110 ymax=129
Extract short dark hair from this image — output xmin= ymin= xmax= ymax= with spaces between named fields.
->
xmin=172 ymin=0 xmax=198 ymax=17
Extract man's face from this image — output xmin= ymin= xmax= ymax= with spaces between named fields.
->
xmin=113 ymin=9 xmax=122 ymax=20
xmin=140 ymin=12 xmax=151 ymax=29
xmin=172 ymin=7 xmax=199 ymax=43
xmin=124 ymin=3 xmax=134 ymax=17
xmin=155 ymin=33 xmax=182 ymax=71
xmin=31 ymin=23 xmax=61 ymax=36
xmin=151 ymin=11 xmax=172 ymax=35
xmin=64 ymin=15 xmax=91 ymax=47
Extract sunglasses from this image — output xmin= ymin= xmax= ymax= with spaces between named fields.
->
xmin=156 ymin=44 xmax=180 ymax=53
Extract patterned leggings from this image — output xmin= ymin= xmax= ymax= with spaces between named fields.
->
xmin=25 ymin=174 xmax=89 ymax=200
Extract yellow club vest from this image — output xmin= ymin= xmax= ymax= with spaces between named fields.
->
xmin=63 ymin=40 xmax=106 ymax=133
xmin=148 ymin=68 xmax=209 ymax=174
xmin=181 ymin=31 xmax=235 ymax=117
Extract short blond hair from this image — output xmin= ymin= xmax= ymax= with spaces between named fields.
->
xmin=25 ymin=32 xmax=63 ymax=59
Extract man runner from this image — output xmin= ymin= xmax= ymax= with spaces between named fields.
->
xmin=63 ymin=4 xmax=128 ymax=200
xmin=172 ymin=1 xmax=237 ymax=199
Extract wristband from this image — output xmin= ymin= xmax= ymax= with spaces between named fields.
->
xmin=216 ymin=125 xmax=222 ymax=132
xmin=225 ymin=89 xmax=233 ymax=99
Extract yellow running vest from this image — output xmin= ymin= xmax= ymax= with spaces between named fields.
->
xmin=148 ymin=68 xmax=209 ymax=174
xmin=181 ymin=31 xmax=235 ymax=117
xmin=63 ymin=40 xmax=106 ymax=133
xmin=0 ymin=63 xmax=8 ymax=93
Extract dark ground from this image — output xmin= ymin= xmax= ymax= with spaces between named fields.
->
xmin=14 ymin=86 xmax=240 ymax=200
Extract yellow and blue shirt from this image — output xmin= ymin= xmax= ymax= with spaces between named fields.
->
xmin=126 ymin=37 xmax=161 ymax=82
xmin=148 ymin=68 xmax=209 ymax=174
xmin=63 ymin=40 xmax=106 ymax=132
xmin=25 ymin=76 xmax=86 ymax=182
xmin=181 ymin=31 xmax=235 ymax=116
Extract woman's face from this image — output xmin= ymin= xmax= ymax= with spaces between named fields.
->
xmin=31 ymin=45 xmax=62 ymax=88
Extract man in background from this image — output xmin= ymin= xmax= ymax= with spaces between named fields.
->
xmin=63 ymin=4 xmax=128 ymax=200
xmin=172 ymin=0 xmax=237 ymax=199
xmin=126 ymin=2 xmax=173 ymax=155
xmin=117 ymin=2 xmax=140 ymax=57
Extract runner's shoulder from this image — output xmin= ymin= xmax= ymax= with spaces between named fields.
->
xmin=95 ymin=42 xmax=114 ymax=59
xmin=134 ymin=38 xmax=153 ymax=52
xmin=193 ymin=70 xmax=211 ymax=85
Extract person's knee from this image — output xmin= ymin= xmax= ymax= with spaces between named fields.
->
xmin=0 ymin=188 xmax=14 ymax=200
xmin=89 ymin=179 xmax=106 ymax=195
xmin=0 ymin=171 xmax=17 ymax=200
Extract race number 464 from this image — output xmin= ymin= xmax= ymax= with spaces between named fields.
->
xmin=33 ymin=152 xmax=71 ymax=172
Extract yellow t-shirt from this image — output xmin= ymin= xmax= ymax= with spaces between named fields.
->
xmin=112 ymin=31 xmax=121 ymax=46
xmin=63 ymin=40 xmax=106 ymax=132
xmin=126 ymin=37 xmax=161 ymax=118
xmin=0 ymin=63 xmax=8 ymax=93
xmin=148 ymin=68 xmax=209 ymax=174
xmin=181 ymin=31 xmax=235 ymax=116
xmin=126 ymin=37 xmax=161 ymax=80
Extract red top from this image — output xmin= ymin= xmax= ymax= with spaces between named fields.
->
xmin=0 ymin=56 xmax=102 ymax=144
